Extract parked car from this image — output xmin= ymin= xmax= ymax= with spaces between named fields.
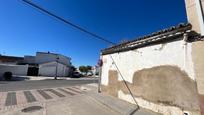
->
xmin=87 ymin=72 xmax=93 ymax=76
xmin=72 ymin=72 xmax=82 ymax=78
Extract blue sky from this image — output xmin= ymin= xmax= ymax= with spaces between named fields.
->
xmin=0 ymin=0 xmax=187 ymax=67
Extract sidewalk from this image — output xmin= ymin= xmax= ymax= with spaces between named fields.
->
xmin=6 ymin=76 xmax=98 ymax=81
xmin=87 ymin=89 xmax=159 ymax=115
xmin=0 ymin=83 xmax=160 ymax=115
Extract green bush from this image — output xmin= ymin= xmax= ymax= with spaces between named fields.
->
xmin=3 ymin=72 xmax=12 ymax=81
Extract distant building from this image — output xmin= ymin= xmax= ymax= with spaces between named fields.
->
xmin=0 ymin=55 xmax=24 ymax=65
xmin=36 ymin=52 xmax=71 ymax=77
xmin=92 ymin=66 xmax=99 ymax=77
xmin=23 ymin=55 xmax=36 ymax=64
xmin=0 ymin=52 xmax=72 ymax=77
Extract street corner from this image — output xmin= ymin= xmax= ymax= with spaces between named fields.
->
xmin=0 ymin=86 xmax=87 ymax=112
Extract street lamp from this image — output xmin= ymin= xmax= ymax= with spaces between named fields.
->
xmin=55 ymin=56 xmax=59 ymax=80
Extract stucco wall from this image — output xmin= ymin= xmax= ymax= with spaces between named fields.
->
xmin=0 ymin=64 xmax=28 ymax=77
xmin=39 ymin=62 xmax=69 ymax=77
xmin=101 ymin=38 xmax=200 ymax=115
xmin=192 ymin=40 xmax=204 ymax=115
xmin=36 ymin=52 xmax=71 ymax=66
xmin=101 ymin=39 xmax=195 ymax=85
xmin=185 ymin=0 xmax=204 ymax=34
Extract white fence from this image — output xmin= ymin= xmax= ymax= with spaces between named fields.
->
xmin=0 ymin=64 xmax=28 ymax=77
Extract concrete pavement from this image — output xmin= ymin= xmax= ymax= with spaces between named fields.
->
xmin=0 ymin=82 xmax=160 ymax=115
xmin=0 ymin=94 xmax=120 ymax=115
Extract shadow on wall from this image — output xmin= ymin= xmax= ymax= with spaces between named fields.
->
xmin=102 ymin=65 xmax=200 ymax=111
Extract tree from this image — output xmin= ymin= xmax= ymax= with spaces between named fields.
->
xmin=79 ymin=66 xmax=87 ymax=74
xmin=79 ymin=65 xmax=92 ymax=75
xmin=86 ymin=66 xmax=92 ymax=70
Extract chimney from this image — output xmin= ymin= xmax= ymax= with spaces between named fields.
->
xmin=185 ymin=0 xmax=204 ymax=35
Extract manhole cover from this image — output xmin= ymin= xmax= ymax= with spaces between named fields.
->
xmin=21 ymin=106 xmax=43 ymax=113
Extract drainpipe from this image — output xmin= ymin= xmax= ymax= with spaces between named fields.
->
xmin=183 ymin=33 xmax=188 ymax=70
xmin=195 ymin=0 xmax=204 ymax=35
xmin=98 ymin=54 xmax=102 ymax=93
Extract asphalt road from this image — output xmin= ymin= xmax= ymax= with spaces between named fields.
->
xmin=0 ymin=78 xmax=98 ymax=92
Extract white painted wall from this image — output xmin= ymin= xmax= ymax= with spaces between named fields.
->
xmin=101 ymin=37 xmax=198 ymax=115
xmin=0 ymin=64 xmax=28 ymax=77
xmin=35 ymin=52 xmax=71 ymax=66
xmin=38 ymin=62 xmax=69 ymax=77
xmin=101 ymin=38 xmax=195 ymax=86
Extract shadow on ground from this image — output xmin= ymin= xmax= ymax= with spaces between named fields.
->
xmin=0 ymin=75 xmax=30 ymax=82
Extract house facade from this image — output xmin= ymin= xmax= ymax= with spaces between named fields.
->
xmin=36 ymin=52 xmax=71 ymax=77
xmin=100 ymin=0 xmax=204 ymax=115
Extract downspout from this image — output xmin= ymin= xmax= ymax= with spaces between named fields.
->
xmin=183 ymin=33 xmax=188 ymax=70
xmin=98 ymin=54 xmax=102 ymax=93
xmin=195 ymin=0 xmax=204 ymax=35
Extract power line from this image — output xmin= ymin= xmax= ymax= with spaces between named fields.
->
xmin=21 ymin=0 xmax=116 ymax=45
xmin=110 ymin=55 xmax=139 ymax=109
xmin=21 ymin=0 xmax=139 ymax=110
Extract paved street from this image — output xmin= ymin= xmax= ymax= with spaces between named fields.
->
xmin=0 ymin=85 xmax=90 ymax=111
xmin=0 ymin=87 xmax=120 ymax=115
xmin=0 ymin=79 xmax=159 ymax=115
xmin=0 ymin=78 xmax=98 ymax=92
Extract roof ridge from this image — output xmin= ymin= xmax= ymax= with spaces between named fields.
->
xmin=102 ymin=23 xmax=192 ymax=55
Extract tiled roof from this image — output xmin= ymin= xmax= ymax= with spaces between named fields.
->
xmin=101 ymin=23 xmax=194 ymax=55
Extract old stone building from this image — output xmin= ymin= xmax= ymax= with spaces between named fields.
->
xmin=100 ymin=0 xmax=204 ymax=115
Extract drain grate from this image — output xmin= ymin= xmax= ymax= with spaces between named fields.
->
xmin=21 ymin=106 xmax=43 ymax=113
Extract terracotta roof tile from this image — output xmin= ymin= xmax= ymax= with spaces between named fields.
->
xmin=101 ymin=23 xmax=194 ymax=55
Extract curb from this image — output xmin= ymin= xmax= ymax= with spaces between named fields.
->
xmin=88 ymin=93 xmax=139 ymax=115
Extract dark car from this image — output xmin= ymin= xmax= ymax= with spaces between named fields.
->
xmin=72 ymin=72 xmax=82 ymax=78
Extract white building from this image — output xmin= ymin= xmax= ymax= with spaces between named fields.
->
xmin=100 ymin=0 xmax=204 ymax=114
xmin=38 ymin=62 xmax=69 ymax=77
xmin=0 ymin=52 xmax=72 ymax=77
xmin=36 ymin=52 xmax=71 ymax=77
xmin=0 ymin=64 xmax=28 ymax=77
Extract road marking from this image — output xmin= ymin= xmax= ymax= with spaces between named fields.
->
xmin=72 ymin=86 xmax=85 ymax=92
xmin=37 ymin=90 xmax=52 ymax=100
xmin=72 ymin=86 xmax=80 ymax=90
xmin=0 ymin=92 xmax=7 ymax=109
xmin=24 ymin=91 xmax=37 ymax=103
xmin=45 ymin=89 xmax=65 ymax=97
xmin=32 ymin=90 xmax=46 ymax=102
xmin=66 ymin=87 xmax=82 ymax=94
xmin=0 ymin=86 xmax=86 ymax=111
xmin=16 ymin=91 xmax=27 ymax=106
xmin=58 ymin=88 xmax=76 ymax=96
xmin=5 ymin=92 xmax=17 ymax=106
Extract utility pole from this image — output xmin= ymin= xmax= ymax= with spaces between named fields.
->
xmin=55 ymin=56 xmax=59 ymax=80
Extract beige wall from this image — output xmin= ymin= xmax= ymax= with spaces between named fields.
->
xmin=192 ymin=40 xmax=204 ymax=115
xmin=185 ymin=0 xmax=204 ymax=35
xmin=192 ymin=41 xmax=204 ymax=94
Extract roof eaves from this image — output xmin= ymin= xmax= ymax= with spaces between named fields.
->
xmin=101 ymin=23 xmax=192 ymax=55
